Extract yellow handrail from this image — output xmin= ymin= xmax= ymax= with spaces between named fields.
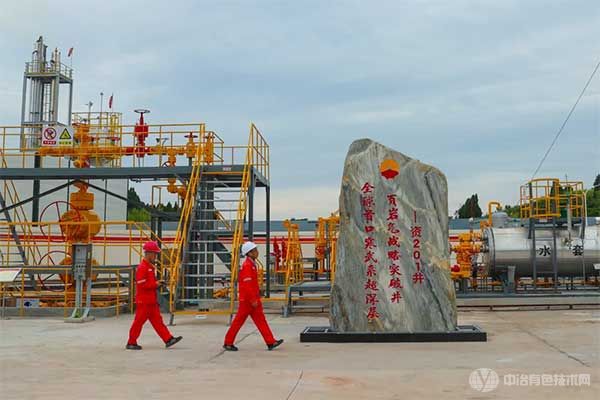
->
xmin=166 ymin=124 xmax=206 ymax=312
xmin=228 ymin=124 xmax=260 ymax=315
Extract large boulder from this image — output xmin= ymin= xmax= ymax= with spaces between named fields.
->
xmin=330 ymin=139 xmax=457 ymax=332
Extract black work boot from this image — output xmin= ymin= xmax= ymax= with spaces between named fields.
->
xmin=223 ymin=344 xmax=238 ymax=351
xmin=267 ymin=339 xmax=284 ymax=351
xmin=126 ymin=344 xmax=142 ymax=350
xmin=165 ymin=336 xmax=183 ymax=348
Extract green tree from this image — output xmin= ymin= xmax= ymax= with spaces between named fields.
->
xmin=457 ymin=194 xmax=483 ymax=218
xmin=127 ymin=187 xmax=142 ymax=211
xmin=587 ymin=188 xmax=600 ymax=216
xmin=504 ymin=204 xmax=521 ymax=218
xmin=128 ymin=207 xmax=150 ymax=222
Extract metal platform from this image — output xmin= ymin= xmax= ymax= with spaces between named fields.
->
xmin=0 ymin=304 xmax=129 ymax=318
xmin=456 ymin=291 xmax=600 ymax=309
xmin=284 ymin=280 xmax=331 ymax=317
xmin=300 ymin=325 xmax=487 ymax=343
xmin=0 ymin=165 xmax=269 ymax=186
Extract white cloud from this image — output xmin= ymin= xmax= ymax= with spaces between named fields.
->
xmin=0 ymin=0 xmax=598 ymax=221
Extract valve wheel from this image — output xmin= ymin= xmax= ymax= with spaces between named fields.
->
xmin=36 ymin=250 xmax=71 ymax=293
xmin=39 ymin=201 xmax=83 ymax=243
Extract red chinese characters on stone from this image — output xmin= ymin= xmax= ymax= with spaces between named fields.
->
xmin=385 ymin=192 xmax=403 ymax=303
xmin=367 ymin=306 xmax=380 ymax=319
xmin=387 ymin=194 xmax=397 ymax=207
xmin=364 ymin=279 xmax=378 ymax=291
xmin=387 ymin=207 xmax=399 ymax=221
xmin=364 ymin=251 xmax=378 ymax=264
xmin=361 ymin=195 xmax=374 ymax=209
xmin=411 ymin=211 xmax=424 ymax=285
xmin=366 ymin=265 xmax=377 ymax=277
xmin=361 ymin=182 xmax=375 ymax=194
xmin=361 ymin=182 xmax=379 ymax=321
xmin=363 ymin=209 xmax=375 ymax=223
xmin=388 ymin=264 xmax=402 ymax=276
xmin=411 ymin=226 xmax=422 ymax=238
xmin=412 ymin=271 xmax=425 ymax=284
xmin=365 ymin=293 xmax=379 ymax=305
xmin=387 ymin=250 xmax=401 ymax=261
xmin=364 ymin=237 xmax=376 ymax=250
xmin=387 ymin=235 xmax=400 ymax=247
xmin=389 ymin=277 xmax=403 ymax=289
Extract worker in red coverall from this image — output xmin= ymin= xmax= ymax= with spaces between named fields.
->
xmin=126 ymin=241 xmax=182 ymax=350
xmin=223 ymin=241 xmax=284 ymax=351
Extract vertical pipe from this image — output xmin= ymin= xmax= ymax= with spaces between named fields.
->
xmin=582 ymin=192 xmax=587 ymax=286
xmin=103 ymin=180 xmax=108 ymax=221
xmin=32 ymin=156 xmax=40 ymax=222
xmin=20 ymin=75 xmax=27 ymax=148
xmin=529 ymin=183 xmax=537 ymax=291
xmin=248 ymin=171 xmax=255 ymax=241
xmin=552 ymin=217 xmax=558 ymax=292
xmin=52 ymin=76 xmax=60 ymax=124
xmin=68 ymin=82 xmax=73 ymax=124
xmin=265 ymin=185 xmax=271 ymax=298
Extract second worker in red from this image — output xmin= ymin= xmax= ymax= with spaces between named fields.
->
xmin=223 ymin=241 xmax=284 ymax=351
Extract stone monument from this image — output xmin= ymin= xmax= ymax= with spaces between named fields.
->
xmin=330 ymin=138 xmax=457 ymax=333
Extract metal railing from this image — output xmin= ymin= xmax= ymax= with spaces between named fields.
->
xmin=25 ymin=61 xmax=73 ymax=78
xmin=0 ymin=149 xmax=43 ymax=265
xmin=164 ymin=128 xmax=206 ymax=312
xmin=0 ymin=220 xmax=164 ymax=316
xmin=520 ymin=178 xmax=586 ymax=220
xmin=226 ymin=124 xmax=257 ymax=315
xmin=0 ymin=122 xmax=269 ymax=175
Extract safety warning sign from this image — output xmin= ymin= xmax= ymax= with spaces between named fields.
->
xmin=58 ymin=127 xmax=73 ymax=146
xmin=42 ymin=125 xmax=74 ymax=147
xmin=42 ymin=126 xmax=57 ymax=146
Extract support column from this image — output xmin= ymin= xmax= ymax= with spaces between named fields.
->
xmin=20 ymin=75 xmax=27 ymax=148
xmin=32 ymin=156 xmax=41 ymax=222
xmin=529 ymin=183 xmax=537 ymax=291
xmin=552 ymin=218 xmax=558 ymax=292
xmin=248 ymin=171 xmax=255 ymax=241
xmin=265 ymin=185 xmax=271 ymax=298
xmin=67 ymin=81 xmax=73 ymax=124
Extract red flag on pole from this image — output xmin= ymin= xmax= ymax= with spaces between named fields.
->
xmin=67 ymin=47 xmax=74 ymax=57
xmin=108 ymin=94 xmax=113 ymax=109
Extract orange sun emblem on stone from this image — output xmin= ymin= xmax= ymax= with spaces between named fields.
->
xmin=380 ymin=159 xmax=400 ymax=180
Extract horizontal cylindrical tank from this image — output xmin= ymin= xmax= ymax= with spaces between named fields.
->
xmin=481 ymin=224 xmax=600 ymax=277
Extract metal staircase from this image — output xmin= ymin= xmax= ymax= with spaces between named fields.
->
xmin=165 ymin=124 xmax=265 ymax=321
xmin=181 ymin=178 xmax=242 ymax=309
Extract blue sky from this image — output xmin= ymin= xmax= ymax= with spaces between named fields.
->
xmin=1 ymin=0 xmax=599 ymax=219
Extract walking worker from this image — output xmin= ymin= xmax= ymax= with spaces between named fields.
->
xmin=126 ymin=241 xmax=182 ymax=350
xmin=223 ymin=241 xmax=284 ymax=351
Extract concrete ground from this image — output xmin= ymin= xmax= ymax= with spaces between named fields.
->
xmin=0 ymin=309 xmax=599 ymax=400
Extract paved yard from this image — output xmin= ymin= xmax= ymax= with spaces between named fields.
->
xmin=0 ymin=309 xmax=598 ymax=399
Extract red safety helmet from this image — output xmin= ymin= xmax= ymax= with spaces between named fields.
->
xmin=143 ymin=241 xmax=161 ymax=253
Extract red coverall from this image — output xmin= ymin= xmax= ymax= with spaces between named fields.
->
xmin=127 ymin=258 xmax=173 ymax=345
xmin=224 ymin=257 xmax=276 ymax=346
